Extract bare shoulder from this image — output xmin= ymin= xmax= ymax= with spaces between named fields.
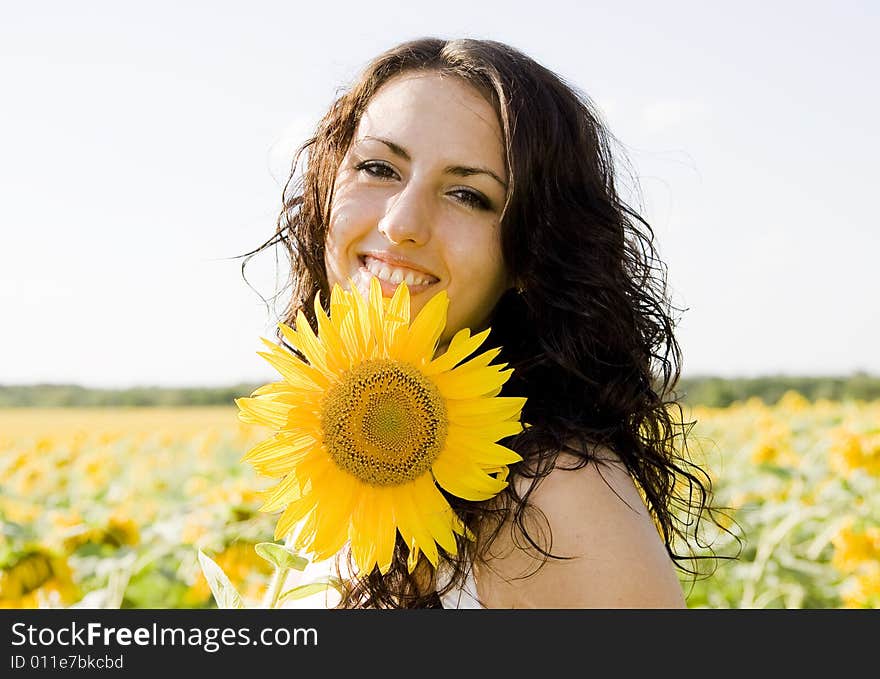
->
xmin=474 ymin=447 xmax=687 ymax=609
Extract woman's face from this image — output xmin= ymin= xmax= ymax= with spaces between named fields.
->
xmin=324 ymin=71 xmax=511 ymax=346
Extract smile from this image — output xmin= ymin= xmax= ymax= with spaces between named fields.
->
xmin=357 ymin=255 xmax=440 ymax=296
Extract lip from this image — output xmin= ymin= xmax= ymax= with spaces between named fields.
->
xmin=357 ymin=252 xmax=440 ymax=297
xmin=359 ymin=251 xmax=439 ymax=280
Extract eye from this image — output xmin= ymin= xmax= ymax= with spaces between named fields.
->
xmin=450 ymin=188 xmax=491 ymax=211
xmin=354 ymin=160 xmax=397 ymax=180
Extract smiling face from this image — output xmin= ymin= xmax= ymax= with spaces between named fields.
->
xmin=324 ymin=71 xmax=512 ymax=346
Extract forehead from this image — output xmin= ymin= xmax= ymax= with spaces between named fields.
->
xmin=355 ymin=72 xmax=505 ymax=172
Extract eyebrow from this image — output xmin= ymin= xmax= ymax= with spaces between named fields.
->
xmin=359 ymin=135 xmax=508 ymax=190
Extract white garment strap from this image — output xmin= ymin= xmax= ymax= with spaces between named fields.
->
xmin=437 ymin=565 xmax=485 ymax=609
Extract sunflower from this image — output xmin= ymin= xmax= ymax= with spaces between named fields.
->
xmin=0 ymin=548 xmax=79 ymax=609
xmin=236 ymin=276 xmax=525 ymax=576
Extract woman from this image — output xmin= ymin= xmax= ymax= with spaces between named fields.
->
xmin=245 ymin=37 xmax=733 ymax=608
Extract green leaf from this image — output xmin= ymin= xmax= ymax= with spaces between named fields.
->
xmin=255 ymin=542 xmax=309 ymax=571
xmin=197 ymin=549 xmax=245 ymax=609
xmin=762 ymin=464 xmax=795 ymax=479
xmin=278 ymin=576 xmax=345 ymax=605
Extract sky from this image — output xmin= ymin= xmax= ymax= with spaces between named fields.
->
xmin=1 ymin=1 xmax=877 ymax=388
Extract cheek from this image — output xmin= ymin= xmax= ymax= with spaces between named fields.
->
xmin=445 ymin=231 xmax=508 ymax=326
xmin=448 ymin=229 xmax=507 ymax=285
xmin=325 ymin=194 xmax=371 ymax=282
xmin=323 ymin=222 xmax=349 ymax=286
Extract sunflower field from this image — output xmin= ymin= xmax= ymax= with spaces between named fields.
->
xmin=1 ymin=391 xmax=878 ymax=609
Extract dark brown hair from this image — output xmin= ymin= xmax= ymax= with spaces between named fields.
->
xmin=242 ymin=36 xmax=737 ymax=608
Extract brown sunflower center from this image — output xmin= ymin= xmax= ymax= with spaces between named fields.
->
xmin=320 ymin=359 xmax=448 ymax=486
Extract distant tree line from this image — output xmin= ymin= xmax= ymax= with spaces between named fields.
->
xmin=0 ymin=383 xmax=261 ymax=408
xmin=671 ymin=372 xmax=880 ymax=407
xmin=1 ymin=373 xmax=879 ymax=408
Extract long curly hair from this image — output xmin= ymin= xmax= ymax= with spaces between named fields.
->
xmin=241 ymin=36 xmax=738 ymax=608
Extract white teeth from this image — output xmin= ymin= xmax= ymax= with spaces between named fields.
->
xmin=363 ymin=256 xmax=433 ymax=286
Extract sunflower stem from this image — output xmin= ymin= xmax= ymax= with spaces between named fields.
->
xmin=262 ymin=532 xmax=297 ymax=609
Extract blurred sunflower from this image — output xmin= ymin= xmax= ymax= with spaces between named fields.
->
xmin=0 ymin=548 xmax=79 ymax=609
xmin=237 ymin=277 xmax=525 ymax=576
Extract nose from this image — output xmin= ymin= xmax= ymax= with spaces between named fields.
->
xmin=377 ymin=181 xmax=431 ymax=246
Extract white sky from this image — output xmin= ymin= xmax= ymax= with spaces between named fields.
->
xmin=1 ymin=1 xmax=877 ymax=388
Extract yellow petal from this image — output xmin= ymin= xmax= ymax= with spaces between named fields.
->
xmin=313 ymin=292 xmax=350 ymax=374
xmin=338 ymin=305 xmax=366 ymax=363
xmin=242 ymin=431 xmax=316 ymax=464
xmin=444 ymin=428 xmax=524 ymax=466
xmin=412 ymin=475 xmax=458 ymax=556
xmin=406 ymin=542 xmax=421 ymax=573
xmin=308 ymin=469 xmax=356 ymax=559
xmin=392 ymin=483 xmax=439 ymax=567
xmin=453 ymin=346 xmax=503 ymax=372
xmin=484 ymin=465 xmax=510 ymax=484
xmin=273 ymin=494 xmax=316 ymax=540
xmin=256 ymin=338 xmax=327 ymax=391
xmin=346 ymin=276 xmax=376 ymax=359
xmin=394 ymin=290 xmax=448 ymax=363
xmin=276 ymin=313 xmax=331 ymax=380
xmin=432 ymin=454 xmax=508 ymax=501
xmin=283 ymin=403 xmax=322 ymax=436
xmin=446 ymin=396 xmax=527 ymax=426
xmin=241 ymin=432 xmax=317 ymax=477
xmin=350 ymin=493 xmax=378 ymax=575
xmin=373 ymin=490 xmax=398 ymax=575
xmin=448 ymin=418 xmax=525 ymax=444
xmin=250 ymin=380 xmax=296 ymax=396
xmin=248 ymin=372 xmax=323 ymax=412
xmin=260 ymin=447 xmax=328 ymax=512
xmin=424 ymin=327 xmax=491 ymax=375
xmin=260 ymin=471 xmax=304 ymax=513
xmin=384 ymin=280 xmax=411 ymax=349
xmin=235 ymin=396 xmax=291 ymax=429
xmin=292 ymin=507 xmax=319 ymax=552
xmin=329 ymin=283 xmax=351 ymax=334
xmin=432 ymin=364 xmax=514 ymax=400
xmin=367 ymin=276 xmax=387 ymax=357
xmin=246 ymin=442 xmax=315 ymax=478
